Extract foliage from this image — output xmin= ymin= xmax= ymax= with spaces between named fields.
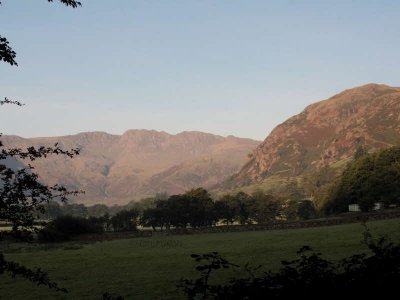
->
xmin=0 ymin=0 xmax=82 ymax=292
xmin=140 ymin=188 xmax=215 ymax=229
xmin=277 ymin=179 xmax=306 ymax=201
xmin=249 ymin=191 xmax=282 ymax=223
xmin=0 ymin=254 xmax=67 ymax=293
xmin=140 ymin=189 xmax=286 ymax=230
xmin=38 ymin=215 xmax=103 ymax=242
xmin=324 ymin=147 xmax=400 ymax=214
xmin=213 ymin=196 xmax=236 ymax=225
xmin=87 ymin=204 xmax=109 ymax=217
xmin=110 ymin=209 xmax=139 ymax=232
xmin=302 ymin=165 xmax=336 ymax=200
xmin=179 ymin=226 xmax=400 ymax=299
xmin=61 ymin=203 xmax=88 ymax=218
xmin=140 ymin=206 xmax=167 ymax=231
xmin=296 ymin=200 xmax=317 ymax=220
xmin=282 ymin=199 xmax=317 ymax=221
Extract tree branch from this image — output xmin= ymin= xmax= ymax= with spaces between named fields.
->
xmin=0 ymin=254 xmax=68 ymax=293
xmin=0 ymin=97 xmax=24 ymax=106
xmin=0 ymin=35 xmax=17 ymax=66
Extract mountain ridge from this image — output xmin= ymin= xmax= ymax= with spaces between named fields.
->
xmin=223 ymin=83 xmax=400 ymax=190
xmin=1 ymin=130 xmax=260 ymax=205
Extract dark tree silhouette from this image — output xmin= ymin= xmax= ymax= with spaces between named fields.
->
xmin=0 ymin=35 xmax=17 ymax=66
xmin=0 ymin=0 xmax=82 ymax=293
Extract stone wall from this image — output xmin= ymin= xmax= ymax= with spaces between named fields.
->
xmin=72 ymin=209 xmax=400 ymax=241
xmin=162 ymin=209 xmax=400 ymax=236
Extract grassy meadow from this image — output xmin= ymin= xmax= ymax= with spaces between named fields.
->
xmin=1 ymin=218 xmax=400 ymax=300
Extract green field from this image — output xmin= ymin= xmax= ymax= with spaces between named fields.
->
xmin=1 ymin=218 xmax=400 ymax=300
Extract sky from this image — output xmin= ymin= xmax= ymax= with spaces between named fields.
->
xmin=1 ymin=0 xmax=400 ymax=140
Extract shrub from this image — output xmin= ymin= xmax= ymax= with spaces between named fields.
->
xmin=38 ymin=215 xmax=104 ymax=242
xmin=179 ymin=225 xmax=400 ymax=299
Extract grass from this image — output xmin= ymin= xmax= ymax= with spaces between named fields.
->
xmin=221 ymin=175 xmax=288 ymax=196
xmin=1 ymin=218 xmax=399 ymax=300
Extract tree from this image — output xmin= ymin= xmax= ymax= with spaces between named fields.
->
xmin=249 ymin=191 xmax=282 ymax=223
xmin=1 ymin=0 xmax=82 ymax=292
xmin=38 ymin=215 xmax=104 ymax=243
xmin=281 ymin=199 xmax=299 ymax=220
xmin=213 ymin=197 xmax=235 ymax=225
xmin=185 ymin=188 xmax=215 ymax=228
xmin=62 ymin=203 xmax=88 ymax=218
xmin=111 ymin=209 xmax=139 ymax=232
xmin=215 ymin=192 xmax=253 ymax=225
xmin=40 ymin=201 xmax=63 ymax=220
xmin=297 ymin=200 xmax=317 ymax=220
xmin=278 ymin=178 xmax=306 ymax=201
xmin=232 ymin=192 xmax=252 ymax=225
xmin=302 ymin=165 xmax=336 ymax=199
xmin=324 ymin=147 xmax=400 ymax=214
xmin=167 ymin=194 xmax=191 ymax=228
xmin=87 ymin=204 xmax=110 ymax=218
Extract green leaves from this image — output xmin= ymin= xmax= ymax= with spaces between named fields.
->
xmin=325 ymin=147 xmax=400 ymax=213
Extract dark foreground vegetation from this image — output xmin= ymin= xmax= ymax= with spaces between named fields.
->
xmin=179 ymin=225 xmax=400 ymax=299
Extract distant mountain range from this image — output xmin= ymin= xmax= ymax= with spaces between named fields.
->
xmin=3 ymin=83 xmax=400 ymax=205
xmin=1 ymin=131 xmax=259 ymax=205
xmin=222 ymin=83 xmax=400 ymax=190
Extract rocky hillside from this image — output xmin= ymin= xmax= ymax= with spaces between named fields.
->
xmin=1 ymin=130 xmax=259 ymax=204
xmin=225 ymin=84 xmax=400 ymax=188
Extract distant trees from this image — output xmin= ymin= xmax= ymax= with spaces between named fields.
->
xmin=140 ymin=188 xmax=215 ymax=230
xmin=303 ymin=165 xmax=336 ymax=201
xmin=324 ymin=147 xmax=400 ymax=214
xmin=296 ymin=200 xmax=317 ymax=220
xmin=214 ymin=191 xmax=283 ymax=225
xmin=110 ymin=209 xmax=139 ymax=232
xmin=213 ymin=195 xmax=236 ymax=225
xmin=22 ymin=187 xmax=299 ymax=232
xmin=87 ymin=204 xmax=109 ymax=218
xmin=139 ymin=189 xmax=289 ymax=230
xmin=140 ymin=207 xmax=167 ymax=231
xmin=39 ymin=215 xmax=104 ymax=242
xmin=249 ymin=191 xmax=282 ymax=223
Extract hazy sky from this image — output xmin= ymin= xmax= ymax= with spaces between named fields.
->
xmin=1 ymin=0 xmax=400 ymax=140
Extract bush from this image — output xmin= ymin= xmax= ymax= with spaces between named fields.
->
xmin=179 ymin=225 xmax=400 ymax=299
xmin=38 ymin=215 xmax=104 ymax=242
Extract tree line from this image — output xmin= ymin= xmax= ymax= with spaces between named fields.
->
xmin=37 ymin=187 xmax=317 ymax=242
xmin=37 ymin=146 xmax=400 ymax=241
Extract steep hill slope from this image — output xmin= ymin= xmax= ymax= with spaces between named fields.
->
xmin=224 ymin=84 xmax=400 ymax=189
xmin=1 ymin=131 xmax=259 ymax=204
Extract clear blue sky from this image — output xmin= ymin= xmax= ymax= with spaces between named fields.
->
xmin=1 ymin=0 xmax=400 ymax=140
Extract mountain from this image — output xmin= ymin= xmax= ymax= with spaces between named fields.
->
xmin=1 ymin=130 xmax=259 ymax=205
xmin=224 ymin=84 xmax=400 ymax=190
